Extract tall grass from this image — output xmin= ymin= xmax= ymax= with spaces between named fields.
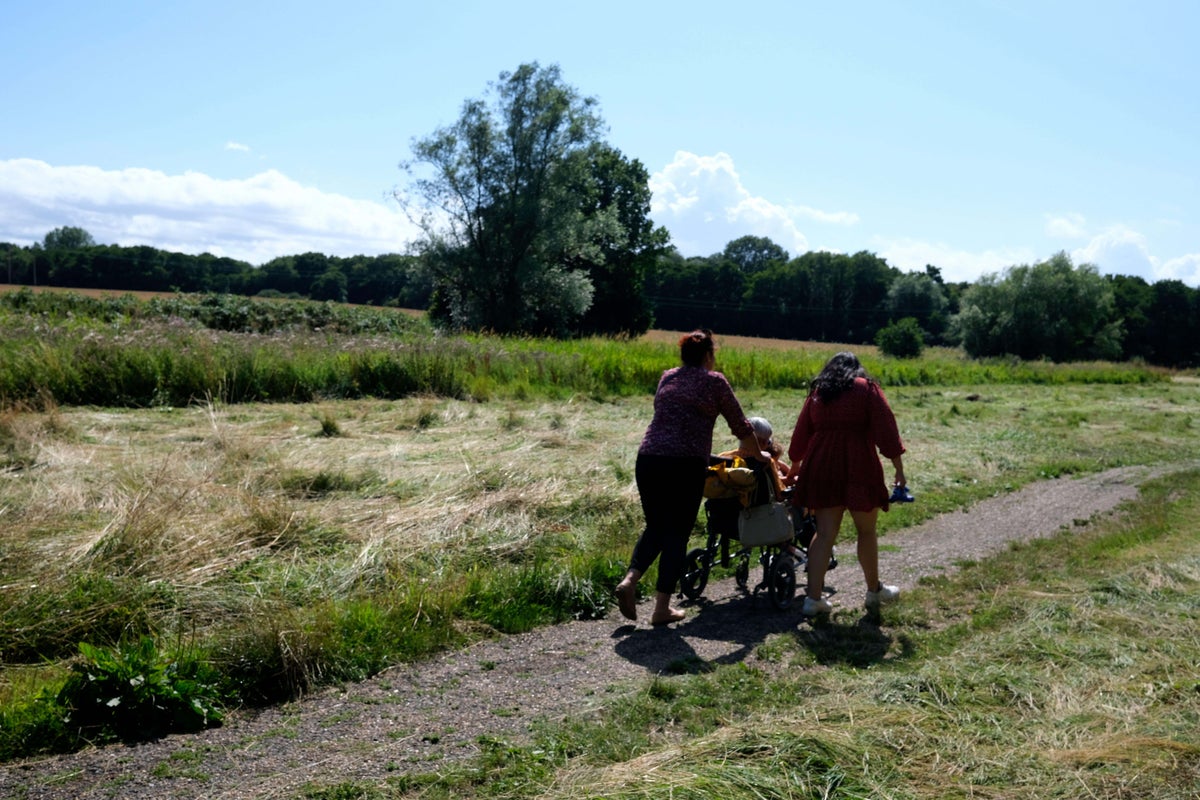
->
xmin=0 ymin=290 xmax=1170 ymax=410
xmin=0 ymin=394 xmax=646 ymax=756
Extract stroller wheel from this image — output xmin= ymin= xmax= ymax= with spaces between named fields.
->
xmin=679 ymin=547 xmax=710 ymax=600
xmin=767 ymin=553 xmax=797 ymax=610
xmin=734 ymin=552 xmax=750 ymax=590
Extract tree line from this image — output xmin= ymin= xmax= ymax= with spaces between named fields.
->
xmin=3 ymin=61 xmax=1198 ymax=367
xmin=0 ymin=233 xmax=432 ymax=310
xmin=5 ymin=228 xmax=1197 ymax=367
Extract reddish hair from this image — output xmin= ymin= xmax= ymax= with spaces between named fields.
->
xmin=679 ymin=328 xmax=715 ymax=367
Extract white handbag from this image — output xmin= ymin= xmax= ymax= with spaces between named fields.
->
xmin=737 ymin=500 xmax=793 ymax=546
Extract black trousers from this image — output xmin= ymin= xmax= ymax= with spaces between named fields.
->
xmin=631 ymin=453 xmax=708 ymax=594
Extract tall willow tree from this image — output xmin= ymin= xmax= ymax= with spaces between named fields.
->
xmin=398 ymin=62 xmax=665 ymax=336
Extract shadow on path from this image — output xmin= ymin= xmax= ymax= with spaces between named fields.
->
xmin=611 ymin=582 xmax=903 ymax=674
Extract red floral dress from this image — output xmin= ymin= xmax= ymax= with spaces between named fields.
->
xmin=787 ymin=378 xmax=905 ymax=511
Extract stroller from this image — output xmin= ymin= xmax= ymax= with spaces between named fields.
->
xmin=679 ymin=455 xmax=835 ymax=610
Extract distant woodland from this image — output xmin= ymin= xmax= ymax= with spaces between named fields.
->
xmin=3 ymin=229 xmax=1197 ymax=368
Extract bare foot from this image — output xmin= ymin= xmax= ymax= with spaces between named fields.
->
xmin=614 ymin=582 xmax=637 ymax=621
xmin=650 ymin=608 xmax=686 ymax=626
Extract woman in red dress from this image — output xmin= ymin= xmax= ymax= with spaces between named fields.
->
xmin=786 ymin=352 xmax=907 ymax=616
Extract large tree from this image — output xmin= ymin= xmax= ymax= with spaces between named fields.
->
xmin=722 ymin=235 xmax=787 ymax=276
xmin=1107 ymin=274 xmax=1154 ymax=361
xmin=737 ymin=250 xmax=895 ymax=343
xmin=569 ymin=143 xmax=670 ymax=335
xmin=646 ymin=250 xmax=748 ymax=333
xmin=1144 ymin=279 xmax=1199 ymax=367
xmin=42 ymin=226 xmax=96 ymax=250
xmin=952 ymin=252 xmax=1123 ymax=361
xmin=885 ymin=270 xmax=949 ymax=342
xmin=399 ymin=62 xmax=662 ymax=335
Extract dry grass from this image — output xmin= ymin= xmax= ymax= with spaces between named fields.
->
xmin=1 ymin=396 xmax=643 ymax=601
xmin=640 ymin=327 xmax=870 ymax=355
xmin=3 ymin=376 xmax=1200 ymax=793
xmin=3 ymin=380 xmax=1197 ymax=618
xmin=0 ymin=283 xmax=178 ymax=302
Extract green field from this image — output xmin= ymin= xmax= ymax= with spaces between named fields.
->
xmin=1 ymin=291 xmax=1198 ymax=796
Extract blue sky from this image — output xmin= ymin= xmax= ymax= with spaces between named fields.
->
xmin=2 ymin=0 xmax=1197 ymax=285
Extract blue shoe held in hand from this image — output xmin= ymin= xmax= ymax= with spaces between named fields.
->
xmin=889 ymin=485 xmax=915 ymax=503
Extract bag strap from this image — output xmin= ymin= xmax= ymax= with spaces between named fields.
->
xmin=749 ymin=432 xmax=782 ymax=504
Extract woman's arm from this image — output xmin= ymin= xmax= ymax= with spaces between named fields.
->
xmin=736 ymin=434 xmax=770 ymax=462
xmin=890 ymin=455 xmax=906 ymax=487
xmin=784 ymin=458 xmax=805 ymax=485
xmin=787 ymin=398 xmax=814 ymax=464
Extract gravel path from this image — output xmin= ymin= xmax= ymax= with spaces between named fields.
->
xmin=0 ymin=465 xmax=1166 ymax=800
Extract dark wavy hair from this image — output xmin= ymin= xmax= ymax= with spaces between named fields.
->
xmin=679 ymin=328 xmax=715 ymax=367
xmin=809 ymin=351 xmax=873 ymax=402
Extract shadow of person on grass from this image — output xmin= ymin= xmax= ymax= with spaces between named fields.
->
xmin=790 ymin=608 xmax=912 ymax=668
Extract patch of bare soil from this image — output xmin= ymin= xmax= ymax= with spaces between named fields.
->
xmin=0 ymin=466 xmax=1165 ymax=800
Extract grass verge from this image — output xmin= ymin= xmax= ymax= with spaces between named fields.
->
xmin=292 ymin=469 xmax=1200 ymax=799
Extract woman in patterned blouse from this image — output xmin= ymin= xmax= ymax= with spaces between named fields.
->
xmin=614 ymin=329 xmax=761 ymax=626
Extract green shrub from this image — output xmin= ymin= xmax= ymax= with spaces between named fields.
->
xmin=876 ymin=317 xmax=926 ymax=358
xmin=461 ymin=557 xmax=625 ymax=633
xmin=54 ymin=636 xmax=223 ymax=744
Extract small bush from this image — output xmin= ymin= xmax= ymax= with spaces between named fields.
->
xmin=216 ymin=590 xmax=461 ymax=705
xmin=316 ymin=410 xmax=343 ymax=437
xmin=0 ymin=573 xmax=176 ymax=663
xmin=0 ymin=408 xmax=38 ymax=471
xmin=876 ymin=317 xmax=926 ymax=358
xmin=462 ymin=557 xmax=625 ymax=633
xmin=276 ymin=467 xmax=383 ymax=498
xmin=54 ymin=636 xmax=223 ymax=744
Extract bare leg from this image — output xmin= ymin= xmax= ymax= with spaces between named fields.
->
xmin=849 ymin=508 xmax=881 ymax=591
xmin=615 ymin=569 xmax=641 ymax=620
xmin=805 ymin=507 xmax=844 ymax=599
xmin=650 ymin=591 xmax=686 ymax=625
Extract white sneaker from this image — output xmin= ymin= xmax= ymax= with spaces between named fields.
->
xmin=865 ymin=584 xmax=900 ymax=608
xmin=802 ymin=595 xmax=832 ymax=616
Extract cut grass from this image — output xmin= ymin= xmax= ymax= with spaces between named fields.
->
xmin=1 ymin=379 xmax=1198 ymax=761
xmin=324 ymin=469 xmax=1200 ymax=800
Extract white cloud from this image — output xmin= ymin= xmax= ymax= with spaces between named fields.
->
xmin=880 ymin=225 xmax=1199 ymax=287
xmin=0 ymin=159 xmax=420 ymax=265
xmin=225 ymin=141 xmax=251 ymax=152
xmin=874 ymin=237 xmax=1034 ymax=283
xmin=790 ymin=204 xmax=859 ymax=226
xmin=1071 ymin=226 xmax=1157 ymax=281
xmin=1044 ymin=212 xmax=1087 ymax=238
xmin=1069 ymin=225 xmax=1200 ymax=285
xmin=1159 ymin=253 xmax=1200 ymax=285
xmin=649 ymin=151 xmax=854 ymax=257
